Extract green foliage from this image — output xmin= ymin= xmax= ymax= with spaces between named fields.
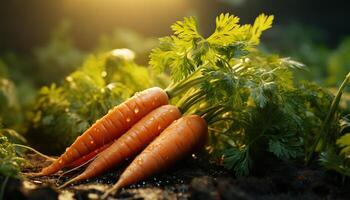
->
xmin=151 ymin=13 xmax=335 ymax=176
xmin=150 ymin=13 xmax=273 ymax=82
xmin=327 ymin=38 xmax=350 ymax=86
xmin=263 ymin=24 xmax=330 ymax=84
xmin=33 ymin=20 xmax=85 ymax=85
xmin=0 ymin=129 xmax=26 ymax=145
xmin=0 ymin=136 xmax=25 ymax=178
xmin=0 ymin=78 xmax=22 ymax=130
xmin=0 ymin=60 xmax=8 ymax=77
xmin=28 ymin=50 xmax=156 ymax=154
xmin=319 ymin=114 xmax=350 ymax=176
xmin=319 ymin=148 xmax=350 ymax=176
xmin=337 ymin=133 xmax=350 ymax=155
xmin=97 ymin=29 xmax=157 ymax=64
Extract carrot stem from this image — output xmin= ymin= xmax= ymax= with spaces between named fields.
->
xmin=165 ymin=67 xmax=204 ymax=98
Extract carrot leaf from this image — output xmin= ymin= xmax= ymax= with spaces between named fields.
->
xmin=151 ymin=13 xmax=338 ymax=176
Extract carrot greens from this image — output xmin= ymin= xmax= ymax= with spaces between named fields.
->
xmin=151 ymin=13 xmax=337 ymax=176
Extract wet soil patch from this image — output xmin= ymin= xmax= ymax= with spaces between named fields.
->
xmin=2 ymin=153 xmax=350 ymax=200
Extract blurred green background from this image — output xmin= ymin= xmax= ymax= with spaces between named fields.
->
xmin=1 ymin=0 xmax=349 ymax=87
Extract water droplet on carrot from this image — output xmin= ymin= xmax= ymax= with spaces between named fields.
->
xmin=58 ymin=159 xmax=62 ymax=164
xmin=150 ymin=117 xmax=155 ymax=121
xmin=126 ymin=118 xmax=131 ymax=122
xmin=136 ymin=158 xmax=143 ymax=165
xmin=90 ymin=140 xmax=94 ymax=144
xmin=157 ymin=125 xmax=162 ymax=130
xmin=134 ymin=107 xmax=139 ymax=114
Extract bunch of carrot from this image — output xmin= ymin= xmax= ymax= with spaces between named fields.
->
xmin=36 ymin=87 xmax=208 ymax=198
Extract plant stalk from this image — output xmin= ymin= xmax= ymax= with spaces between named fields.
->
xmin=306 ymin=72 xmax=350 ymax=163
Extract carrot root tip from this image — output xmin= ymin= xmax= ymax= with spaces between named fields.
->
xmin=101 ymin=183 xmax=121 ymax=199
xmin=58 ymin=175 xmax=83 ymax=189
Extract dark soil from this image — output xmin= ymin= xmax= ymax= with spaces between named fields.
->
xmin=2 ymin=153 xmax=350 ymax=200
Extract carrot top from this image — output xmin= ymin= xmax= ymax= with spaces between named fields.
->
xmin=150 ymin=13 xmax=335 ymax=176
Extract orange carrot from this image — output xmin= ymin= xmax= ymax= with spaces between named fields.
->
xmin=102 ymin=115 xmax=207 ymax=198
xmin=39 ymin=87 xmax=168 ymax=176
xmin=60 ymin=105 xmax=181 ymax=187
xmin=65 ymin=141 xmax=113 ymax=169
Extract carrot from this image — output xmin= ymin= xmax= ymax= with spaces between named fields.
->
xmin=39 ymin=87 xmax=168 ymax=176
xmin=60 ymin=105 xmax=181 ymax=187
xmin=101 ymin=115 xmax=207 ymax=199
xmin=65 ymin=141 xmax=113 ymax=169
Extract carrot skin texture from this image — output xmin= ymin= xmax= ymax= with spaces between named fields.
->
xmin=40 ymin=87 xmax=168 ymax=175
xmin=61 ymin=105 xmax=182 ymax=186
xmin=65 ymin=141 xmax=113 ymax=169
xmin=105 ymin=115 xmax=207 ymax=196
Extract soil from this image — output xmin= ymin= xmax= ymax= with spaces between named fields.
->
xmin=2 ymin=153 xmax=350 ymax=200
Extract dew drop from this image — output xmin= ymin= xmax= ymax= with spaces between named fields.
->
xmin=58 ymin=159 xmax=62 ymax=164
xmin=136 ymin=158 xmax=143 ymax=165
xmin=90 ymin=140 xmax=94 ymax=144
xmin=192 ymin=154 xmax=197 ymax=159
xmin=134 ymin=107 xmax=139 ymax=114
xmin=170 ymin=109 xmax=174 ymax=113
xmin=157 ymin=125 xmax=162 ymax=130
xmin=126 ymin=118 xmax=131 ymax=122
xmin=150 ymin=117 xmax=155 ymax=121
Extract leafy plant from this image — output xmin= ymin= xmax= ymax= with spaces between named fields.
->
xmin=317 ymin=75 xmax=350 ymax=176
xmin=0 ymin=77 xmax=22 ymax=130
xmin=33 ymin=20 xmax=85 ymax=86
xmin=97 ymin=28 xmax=158 ymax=64
xmin=326 ymin=38 xmax=350 ymax=86
xmin=0 ymin=136 xmax=25 ymax=178
xmin=28 ymin=50 xmax=159 ymax=154
xmin=151 ymin=13 xmax=334 ymax=176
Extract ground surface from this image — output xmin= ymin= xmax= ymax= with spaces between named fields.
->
xmin=2 ymin=153 xmax=350 ymax=200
